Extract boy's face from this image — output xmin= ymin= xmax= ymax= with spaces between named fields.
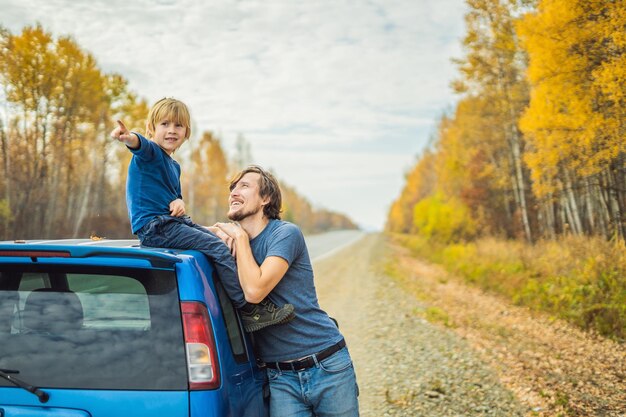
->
xmin=152 ymin=119 xmax=187 ymax=155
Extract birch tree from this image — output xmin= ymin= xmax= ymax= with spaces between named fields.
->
xmin=453 ymin=0 xmax=536 ymax=241
xmin=518 ymin=0 xmax=626 ymax=239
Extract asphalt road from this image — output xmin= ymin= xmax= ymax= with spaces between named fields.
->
xmin=304 ymin=230 xmax=366 ymax=261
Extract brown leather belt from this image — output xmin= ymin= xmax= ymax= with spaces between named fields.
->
xmin=263 ymin=339 xmax=346 ymax=371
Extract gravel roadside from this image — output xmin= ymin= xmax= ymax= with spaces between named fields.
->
xmin=313 ymin=233 xmax=526 ymax=417
xmin=387 ymin=236 xmax=626 ymax=417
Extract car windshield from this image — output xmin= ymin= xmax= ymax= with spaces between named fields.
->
xmin=0 ymin=264 xmax=187 ymax=390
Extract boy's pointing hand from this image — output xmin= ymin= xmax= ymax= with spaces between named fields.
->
xmin=110 ymin=119 xmax=140 ymax=149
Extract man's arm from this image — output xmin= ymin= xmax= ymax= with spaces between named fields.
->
xmin=215 ymin=222 xmax=289 ymax=304
xmin=110 ymin=120 xmax=140 ymax=149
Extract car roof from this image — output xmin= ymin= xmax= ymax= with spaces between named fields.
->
xmin=2 ymin=238 xmax=140 ymax=247
xmin=0 ymin=239 xmax=188 ymax=268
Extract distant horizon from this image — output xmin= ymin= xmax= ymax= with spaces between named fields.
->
xmin=0 ymin=0 xmax=468 ymax=230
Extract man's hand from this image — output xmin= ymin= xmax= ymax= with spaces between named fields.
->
xmin=215 ymin=222 xmax=289 ymax=303
xmin=110 ymin=120 xmax=140 ymax=149
xmin=214 ymin=222 xmax=248 ymax=241
xmin=214 ymin=222 xmax=248 ymax=257
xmin=205 ymin=225 xmax=236 ymax=256
xmin=169 ymin=199 xmax=186 ymax=217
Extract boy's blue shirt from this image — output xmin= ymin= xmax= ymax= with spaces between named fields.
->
xmin=126 ymin=133 xmax=183 ymax=234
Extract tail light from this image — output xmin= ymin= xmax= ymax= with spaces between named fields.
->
xmin=181 ymin=301 xmax=221 ymax=390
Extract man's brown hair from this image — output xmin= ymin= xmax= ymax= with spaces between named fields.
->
xmin=230 ymin=165 xmax=282 ymax=220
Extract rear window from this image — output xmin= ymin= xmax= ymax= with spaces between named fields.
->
xmin=0 ymin=264 xmax=187 ymax=390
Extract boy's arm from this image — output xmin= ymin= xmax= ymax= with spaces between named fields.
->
xmin=110 ymin=120 xmax=140 ymax=149
xmin=215 ymin=222 xmax=289 ymax=304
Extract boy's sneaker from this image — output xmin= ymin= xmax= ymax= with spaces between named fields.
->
xmin=241 ymin=299 xmax=295 ymax=332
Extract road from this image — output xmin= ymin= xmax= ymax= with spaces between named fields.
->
xmin=309 ymin=232 xmax=525 ymax=416
xmin=304 ymin=229 xmax=366 ymax=261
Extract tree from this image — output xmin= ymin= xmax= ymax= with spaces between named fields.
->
xmin=518 ymin=0 xmax=626 ymax=239
xmin=231 ymin=133 xmax=253 ymax=173
xmin=412 ymin=192 xmax=477 ymax=242
xmin=185 ymin=131 xmax=231 ymax=225
xmin=0 ymin=25 xmax=140 ymax=239
xmin=453 ymin=0 xmax=536 ymax=241
xmin=387 ymin=149 xmax=437 ymax=233
xmin=0 ymin=24 xmax=358 ymax=238
xmin=434 ymin=98 xmax=518 ymax=237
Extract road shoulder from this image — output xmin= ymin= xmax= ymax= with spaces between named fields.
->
xmin=385 ymin=235 xmax=626 ymax=417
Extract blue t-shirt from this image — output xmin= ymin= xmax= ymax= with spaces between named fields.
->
xmin=126 ymin=133 xmax=182 ymax=234
xmin=250 ymin=219 xmax=344 ymax=362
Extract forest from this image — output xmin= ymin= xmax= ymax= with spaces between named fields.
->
xmin=0 ymin=25 xmax=357 ymax=240
xmin=387 ymin=0 xmax=625 ymax=339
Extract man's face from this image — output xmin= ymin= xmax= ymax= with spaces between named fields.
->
xmin=152 ymin=119 xmax=187 ymax=155
xmin=228 ymin=172 xmax=267 ymax=221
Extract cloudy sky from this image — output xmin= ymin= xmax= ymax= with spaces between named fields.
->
xmin=1 ymin=0 xmax=467 ymax=231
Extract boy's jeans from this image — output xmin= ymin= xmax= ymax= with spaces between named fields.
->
xmin=266 ymin=347 xmax=359 ymax=417
xmin=137 ymin=215 xmax=246 ymax=308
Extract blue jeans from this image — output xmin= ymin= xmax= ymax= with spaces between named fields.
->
xmin=266 ymin=347 xmax=359 ymax=417
xmin=137 ymin=215 xmax=246 ymax=308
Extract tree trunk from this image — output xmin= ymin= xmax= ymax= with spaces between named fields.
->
xmin=509 ymin=125 xmax=532 ymax=242
xmin=541 ymin=196 xmax=556 ymax=240
xmin=44 ymin=120 xmax=66 ymax=237
xmin=563 ymin=169 xmax=583 ymax=235
xmin=590 ymin=175 xmax=608 ymax=237
xmin=0 ymin=116 xmax=10 ymax=238
xmin=584 ymin=176 xmax=595 ymax=233
xmin=607 ymin=159 xmax=626 ymax=240
xmin=72 ymin=161 xmax=93 ymax=238
xmin=599 ymin=170 xmax=615 ymax=240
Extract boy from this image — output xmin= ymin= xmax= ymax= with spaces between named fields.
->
xmin=110 ymin=97 xmax=294 ymax=332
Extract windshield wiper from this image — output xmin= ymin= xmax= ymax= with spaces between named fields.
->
xmin=0 ymin=368 xmax=49 ymax=403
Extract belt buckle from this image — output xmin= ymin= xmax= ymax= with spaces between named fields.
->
xmin=287 ymin=356 xmax=313 ymax=371
xmin=295 ymin=358 xmax=311 ymax=371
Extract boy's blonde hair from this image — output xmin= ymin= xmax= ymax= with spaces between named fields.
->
xmin=145 ymin=97 xmax=192 ymax=140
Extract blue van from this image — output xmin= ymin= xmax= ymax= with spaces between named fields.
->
xmin=0 ymin=239 xmax=269 ymax=417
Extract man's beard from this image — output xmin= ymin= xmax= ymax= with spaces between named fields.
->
xmin=228 ymin=205 xmax=261 ymax=221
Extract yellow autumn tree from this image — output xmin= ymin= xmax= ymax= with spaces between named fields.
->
xmin=518 ymin=0 xmax=626 ymax=238
xmin=453 ymin=0 xmax=535 ymax=241
xmin=184 ymin=131 xmax=231 ymax=225
xmin=434 ymin=97 xmax=517 ymax=237
xmin=389 ymin=0 xmax=534 ymax=240
xmin=386 ymin=150 xmax=437 ymax=233
xmin=412 ymin=192 xmax=477 ymax=242
xmin=0 ymin=24 xmax=143 ymax=238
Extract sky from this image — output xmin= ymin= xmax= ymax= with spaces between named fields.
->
xmin=1 ymin=0 xmax=468 ymax=231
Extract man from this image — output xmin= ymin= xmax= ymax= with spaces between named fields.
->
xmin=214 ymin=165 xmax=359 ymax=417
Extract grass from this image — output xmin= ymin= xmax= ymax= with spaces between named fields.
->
xmin=391 ymin=233 xmax=626 ymax=341
xmin=423 ymin=307 xmax=455 ymax=328
xmin=380 ymin=247 xmax=457 ymax=328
